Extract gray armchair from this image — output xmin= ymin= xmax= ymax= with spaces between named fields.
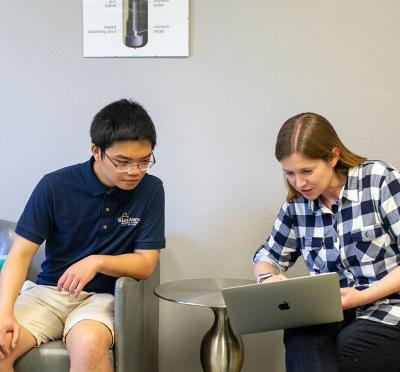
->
xmin=0 ymin=219 xmax=159 ymax=372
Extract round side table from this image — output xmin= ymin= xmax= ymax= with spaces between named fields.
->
xmin=154 ymin=278 xmax=253 ymax=372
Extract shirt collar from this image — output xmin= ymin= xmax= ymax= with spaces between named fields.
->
xmin=341 ymin=165 xmax=360 ymax=202
xmin=83 ymin=157 xmax=106 ymax=196
xmin=83 ymin=157 xmax=141 ymax=198
xmin=307 ymin=165 xmax=360 ymax=214
xmin=307 ymin=199 xmax=324 ymax=215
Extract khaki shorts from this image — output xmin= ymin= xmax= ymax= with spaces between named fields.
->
xmin=14 ymin=280 xmax=114 ymax=346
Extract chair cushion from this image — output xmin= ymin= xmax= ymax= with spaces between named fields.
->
xmin=15 ymin=340 xmax=114 ymax=372
xmin=15 ymin=341 xmax=70 ymax=372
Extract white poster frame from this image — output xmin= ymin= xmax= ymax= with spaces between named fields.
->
xmin=82 ymin=0 xmax=189 ymax=57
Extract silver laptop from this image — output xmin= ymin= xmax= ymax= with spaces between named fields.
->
xmin=222 ymin=272 xmax=343 ymax=335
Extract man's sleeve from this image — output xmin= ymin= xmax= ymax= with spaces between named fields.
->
xmin=15 ymin=176 xmax=53 ymax=245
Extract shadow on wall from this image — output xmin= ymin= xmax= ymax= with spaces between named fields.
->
xmin=158 ymin=234 xmax=215 ymax=372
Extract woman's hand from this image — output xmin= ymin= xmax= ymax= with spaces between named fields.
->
xmin=340 ymin=287 xmax=368 ymax=310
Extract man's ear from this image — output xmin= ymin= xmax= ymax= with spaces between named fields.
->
xmin=92 ymin=144 xmax=101 ymax=161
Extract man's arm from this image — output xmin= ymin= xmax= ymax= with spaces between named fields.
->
xmin=57 ymin=249 xmax=160 ymax=297
xmin=0 ymin=235 xmax=39 ymax=355
xmin=98 ymin=249 xmax=160 ymax=279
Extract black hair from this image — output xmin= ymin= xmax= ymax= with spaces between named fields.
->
xmin=90 ymin=99 xmax=156 ymax=154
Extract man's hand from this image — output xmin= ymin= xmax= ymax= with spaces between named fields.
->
xmin=340 ymin=287 xmax=368 ymax=310
xmin=0 ymin=313 xmax=20 ymax=359
xmin=57 ymin=256 xmax=101 ymax=298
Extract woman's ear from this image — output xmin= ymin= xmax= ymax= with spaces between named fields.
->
xmin=330 ymin=147 xmax=341 ymax=167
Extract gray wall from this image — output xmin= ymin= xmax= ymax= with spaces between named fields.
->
xmin=1 ymin=1 xmax=399 ymax=371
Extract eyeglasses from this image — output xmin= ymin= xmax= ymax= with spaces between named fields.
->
xmin=103 ymin=151 xmax=156 ymax=172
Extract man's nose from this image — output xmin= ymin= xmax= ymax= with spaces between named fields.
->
xmin=127 ymin=164 xmax=141 ymax=175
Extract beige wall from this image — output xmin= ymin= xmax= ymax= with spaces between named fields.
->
xmin=1 ymin=1 xmax=399 ymax=371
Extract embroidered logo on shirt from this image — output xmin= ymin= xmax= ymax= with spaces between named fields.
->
xmin=117 ymin=213 xmax=140 ymax=227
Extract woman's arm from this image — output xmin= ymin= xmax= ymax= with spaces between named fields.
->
xmin=341 ymin=266 xmax=400 ymax=310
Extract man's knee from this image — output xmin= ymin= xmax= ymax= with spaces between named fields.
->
xmin=0 ymin=334 xmax=14 ymax=370
xmin=66 ymin=320 xmax=112 ymax=366
xmin=0 ymin=329 xmax=36 ymax=370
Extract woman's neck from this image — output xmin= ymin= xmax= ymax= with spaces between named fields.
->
xmin=320 ymin=171 xmax=347 ymax=210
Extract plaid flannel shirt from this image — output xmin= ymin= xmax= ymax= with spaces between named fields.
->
xmin=253 ymin=160 xmax=400 ymax=325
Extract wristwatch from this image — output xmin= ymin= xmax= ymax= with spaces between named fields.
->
xmin=257 ymin=272 xmax=274 ymax=283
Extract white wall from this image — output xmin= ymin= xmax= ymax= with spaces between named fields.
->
xmin=1 ymin=1 xmax=399 ymax=371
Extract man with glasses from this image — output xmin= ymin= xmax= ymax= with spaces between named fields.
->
xmin=0 ymin=99 xmax=165 ymax=372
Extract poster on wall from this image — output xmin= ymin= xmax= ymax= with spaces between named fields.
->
xmin=82 ymin=0 xmax=189 ymax=57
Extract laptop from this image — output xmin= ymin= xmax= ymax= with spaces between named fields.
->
xmin=222 ymin=272 xmax=343 ymax=335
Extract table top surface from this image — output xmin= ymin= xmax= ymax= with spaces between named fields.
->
xmin=154 ymin=277 xmax=254 ymax=308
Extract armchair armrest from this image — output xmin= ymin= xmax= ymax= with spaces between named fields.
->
xmin=114 ymin=263 xmax=160 ymax=372
xmin=0 ymin=219 xmax=16 ymax=255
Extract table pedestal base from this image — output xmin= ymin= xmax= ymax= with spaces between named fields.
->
xmin=200 ymin=307 xmax=244 ymax=372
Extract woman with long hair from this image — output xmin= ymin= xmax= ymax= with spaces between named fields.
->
xmin=253 ymin=113 xmax=400 ymax=372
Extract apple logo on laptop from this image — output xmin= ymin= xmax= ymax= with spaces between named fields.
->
xmin=278 ymin=301 xmax=290 ymax=310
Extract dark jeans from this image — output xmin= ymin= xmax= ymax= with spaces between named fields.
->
xmin=284 ymin=310 xmax=400 ymax=372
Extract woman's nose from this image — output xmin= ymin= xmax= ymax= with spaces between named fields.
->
xmin=295 ymin=175 xmax=306 ymax=188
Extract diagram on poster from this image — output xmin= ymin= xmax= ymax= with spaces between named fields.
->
xmin=82 ymin=0 xmax=189 ymax=57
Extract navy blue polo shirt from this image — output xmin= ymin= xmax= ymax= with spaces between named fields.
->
xmin=16 ymin=157 xmax=165 ymax=294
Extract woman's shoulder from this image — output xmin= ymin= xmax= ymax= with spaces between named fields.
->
xmin=357 ymin=160 xmax=399 ymax=176
xmin=353 ymin=160 xmax=400 ymax=189
xmin=282 ymin=197 xmax=310 ymax=216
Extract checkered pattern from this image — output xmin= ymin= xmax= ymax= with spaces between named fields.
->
xmin=253 ymin=160 xmax=400 ymax=325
